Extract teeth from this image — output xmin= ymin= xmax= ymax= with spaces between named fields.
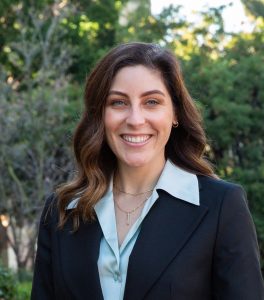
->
xmin=122 ymin=135 xmax=150 ymax=143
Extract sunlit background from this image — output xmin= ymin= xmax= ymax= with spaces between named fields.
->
xmin=151 ymin=0 xmax=252 ymax=32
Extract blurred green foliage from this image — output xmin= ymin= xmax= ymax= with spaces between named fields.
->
xmin=0 ymin=0 xmax=263 ymax=273
xmin=0 ymin=265 xmax=16 ymax=300
xmin=16 ymin=281 xmax=32 ymax=300
xmin=0 ymin=264 xmax=32 ymax=300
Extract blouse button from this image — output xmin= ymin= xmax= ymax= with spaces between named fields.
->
xmin=113 ymin=272 xmax=118 ymax=281
xmin=113 ymin=272 xmax=122 ymax=282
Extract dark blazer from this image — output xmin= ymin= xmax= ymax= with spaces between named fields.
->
xmin=31 ymin=176 xmax=264 ymax=300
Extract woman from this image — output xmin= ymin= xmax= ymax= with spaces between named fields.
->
xmin=31 ymin=42 xmax=264 ymax=300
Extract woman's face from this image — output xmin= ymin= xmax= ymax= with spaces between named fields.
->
xmin=104 ymin=65 xmax=176 ymax=170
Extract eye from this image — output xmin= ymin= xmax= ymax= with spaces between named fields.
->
xmin=146 ymin=99 xmax=159 ymax=105
xmin=109 ymin=99 xmax=127 ymax=106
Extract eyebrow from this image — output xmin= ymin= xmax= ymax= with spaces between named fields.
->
xmin=108 ymin=89 xmax=166 ymax=97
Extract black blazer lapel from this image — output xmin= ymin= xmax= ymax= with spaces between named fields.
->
xmin=124 ymin=190 xmax=208 ymax=300
xmin=58 ymin=215 xmax=104 ymax=300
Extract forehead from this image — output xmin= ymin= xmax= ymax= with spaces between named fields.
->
xmin=110 ymin=65 xmax=167 ymax=92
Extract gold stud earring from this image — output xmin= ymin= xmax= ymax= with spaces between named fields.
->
xmin=172 ymin=121 xmax=179 ymax=128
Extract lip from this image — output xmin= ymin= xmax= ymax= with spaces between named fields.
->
xmin=120 ymin=134 xmax=152 ymax=146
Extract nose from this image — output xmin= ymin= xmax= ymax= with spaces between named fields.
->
xmin=126 ymin=104 xmax=145 ymax=127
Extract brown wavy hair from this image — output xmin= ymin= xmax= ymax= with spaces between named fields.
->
xmin=56 ymin=42 xmax=215 ymax=230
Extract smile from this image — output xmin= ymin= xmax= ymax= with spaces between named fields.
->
xmin=121 ymin=135 xmax=151 ymax=144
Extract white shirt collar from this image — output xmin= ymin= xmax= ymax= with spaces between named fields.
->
xmin=66 ymin=160 xmax=199 ymax=209
xmin=155 ymin=160 xmax=199 ymax=206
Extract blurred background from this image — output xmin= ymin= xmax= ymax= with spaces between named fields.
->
xmin=0 ymin=0 xmax=263 ymax=297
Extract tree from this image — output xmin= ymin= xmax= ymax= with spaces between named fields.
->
xmin=0 ymin=0 xmax=79 ymax=270
xmin=181 ymin=19 xmax=264 ymax=267
xmin=61 ymin=0 xmax=127 ymax=81
xmin=241 ymin=0 xmax=264 ymax=18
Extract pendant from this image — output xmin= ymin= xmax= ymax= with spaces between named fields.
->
xmin=126 ymin=212 xmax=130 ymax=226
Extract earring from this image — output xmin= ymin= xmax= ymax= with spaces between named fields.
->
xmin=172 ymin=121 xmax=179 ymax=128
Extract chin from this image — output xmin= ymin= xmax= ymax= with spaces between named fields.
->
xmin=122 ymin=156 xmax=150 ymax=168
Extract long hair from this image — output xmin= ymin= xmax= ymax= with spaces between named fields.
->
xmin=56 ymin=42 xmax=215 ymax=230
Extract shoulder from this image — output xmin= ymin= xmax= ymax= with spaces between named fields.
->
xmin=197 ymin=175 xmax=245 ymax=196
xmin=197 ymin=176 xmax=256 ymax=243
xmin=197 ymin=175 xmax=247 ymax=210
xmin=197 ymin=175 xmax=244 ymax=193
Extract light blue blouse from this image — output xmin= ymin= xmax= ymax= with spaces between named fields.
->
xmin=93 ymin=160 xmax=199 ymax=300
xmin=66 ymin=160 xmax=199 ymax=299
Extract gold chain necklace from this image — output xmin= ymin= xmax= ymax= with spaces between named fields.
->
xmin=114 ymin=191 xmax=152 ymax=226
xmin=113 ymin=184 xmax=153 ymax=196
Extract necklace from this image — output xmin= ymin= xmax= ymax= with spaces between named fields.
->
xmin=114 ymin=184 xmax=153 ymax=196
xmin=114 ymin=192 xmax=152 ymax=226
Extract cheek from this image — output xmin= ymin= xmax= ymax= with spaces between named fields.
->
xmin=103 ymin=113 xmax=121 ymax=150
xmin=103 ymin=111 xmax=115 ymax=135
xmin=104 ymin=110 xmax=123 ymax=131
xmin=151 ymin=113 xmax=173 ymax=132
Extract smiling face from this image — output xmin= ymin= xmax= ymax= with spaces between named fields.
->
xmin=104 ymin=65 xmax=177 ymax=171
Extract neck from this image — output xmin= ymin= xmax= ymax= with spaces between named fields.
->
xmin=115 ymin=158 xmax=166 ymax=194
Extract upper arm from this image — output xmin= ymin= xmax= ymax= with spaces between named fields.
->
xmin=212 ymin=184 xmax=264 ymax=299
xmin=31 ymin=194 xmax=56 ymax=300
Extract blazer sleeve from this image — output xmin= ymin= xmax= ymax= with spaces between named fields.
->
xmin=31 ymin=194 xmax=56 ymax=300
xmin=212 ymin=184 xmax=264 ymax=299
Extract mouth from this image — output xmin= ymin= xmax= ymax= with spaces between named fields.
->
xmin=121 ymin=134 xmax=151 ymax=144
